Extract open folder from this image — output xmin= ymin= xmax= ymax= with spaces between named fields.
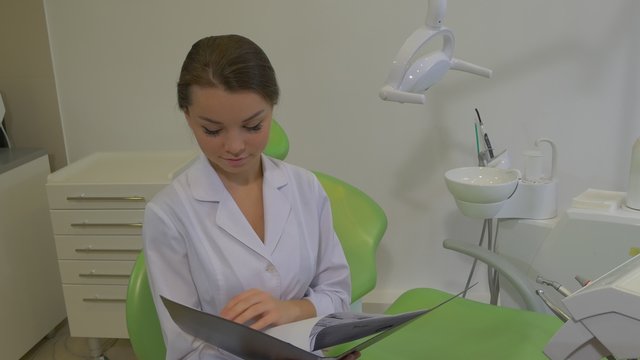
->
xmin=162 ymin=284 xmax=474 ymax=360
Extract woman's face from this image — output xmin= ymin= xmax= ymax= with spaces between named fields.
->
xmin=184 ymin=86 xmax=272 ymax=182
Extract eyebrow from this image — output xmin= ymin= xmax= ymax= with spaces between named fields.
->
xmin=197 ymin=109 xmax=266 ymax=125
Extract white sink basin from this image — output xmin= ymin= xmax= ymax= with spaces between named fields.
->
xmin=445 ymin=166 xmax=519 ymax=204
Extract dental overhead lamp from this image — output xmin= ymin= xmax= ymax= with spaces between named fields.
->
xmin=379 ymin=0 xmax=493 ymax=104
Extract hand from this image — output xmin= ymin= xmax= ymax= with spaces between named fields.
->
xmin=220 ymin=288 xmax=313 ymax=330
xmin=339 ymin=351 xmax=361 ymax=360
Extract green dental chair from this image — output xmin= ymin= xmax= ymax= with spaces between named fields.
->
xmin=127 ymin=119 xmax=562 ymax=360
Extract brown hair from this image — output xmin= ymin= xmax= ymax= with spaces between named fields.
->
xmin=177 ymin=35 xmax=279 ymax=111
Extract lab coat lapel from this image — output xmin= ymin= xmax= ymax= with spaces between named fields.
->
xmin=262 ymin=156 xmax=291 ymax=254
xmin=215 ymin=193 xmax=268 ymax=257
xmin=189 ymin=154 xmax=269 ymax=258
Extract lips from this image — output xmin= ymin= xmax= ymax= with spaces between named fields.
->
xmin=223 ymin=156 xmax=248 ymax=167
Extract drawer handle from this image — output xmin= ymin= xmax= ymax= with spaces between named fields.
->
xmin=67 ymin=195 xmax=146 ymax=202
xmin=75 ymin=247 xmax=142 ymax=253
xmin=71 ymin=222 xmax=143 ymax=228
xmin=82 ymin=296 xmax=127 ymax=303
xmin=79 ymin=271 xmax=131 ymax=278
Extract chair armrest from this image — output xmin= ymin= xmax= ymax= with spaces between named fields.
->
xmin=443 ymin=238 xmax=547 ymax=313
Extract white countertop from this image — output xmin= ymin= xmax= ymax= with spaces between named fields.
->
xmin=0 ymin=148 xmax=47 ymax=174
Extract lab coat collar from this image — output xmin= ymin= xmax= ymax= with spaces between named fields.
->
xmin=187 ymin=153 xmax=291 ymax=255
xmin=187 ymin=153 xmax=225 ymax=202
xmin=187 ymin=153 xmax=288 ymax=202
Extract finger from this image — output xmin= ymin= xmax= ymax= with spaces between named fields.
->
xmin=222 ymin=288 xmax=261 ymax=312
xmin=227 ymin=288 xmax=262 ymax=306
xmin=233 ymin=301 xmax=270 ymax=325
xmin=220 ymin=289 xmax=264 ymax=319
xmin=340 ymin=351 xmax=361 ymax=360
xmin=248 ymin=311 xmax=278 ymax=330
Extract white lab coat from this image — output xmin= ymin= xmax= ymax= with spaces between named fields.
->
xmin=143 ymin=153 xmax=351 ymax=360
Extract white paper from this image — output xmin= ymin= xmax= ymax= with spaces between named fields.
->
xmin=264 ymin=316 xmax=322 ymax=351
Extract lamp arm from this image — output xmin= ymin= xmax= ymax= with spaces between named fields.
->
xmin=426 ymin=0 xmax=447 ymax=29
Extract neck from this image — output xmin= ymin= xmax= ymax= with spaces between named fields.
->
xmin=211 ymin=159 xmax=263 ymax=187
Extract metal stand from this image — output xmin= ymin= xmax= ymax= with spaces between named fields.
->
xmin=88 ymin=338 xmax=110 ymax=360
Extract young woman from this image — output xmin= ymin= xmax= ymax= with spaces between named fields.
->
xmin=143 ymin=35 xmax=357 ymax=359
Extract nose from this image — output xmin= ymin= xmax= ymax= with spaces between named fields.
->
xmin=224 ymin=131 xmax=245 ymax=156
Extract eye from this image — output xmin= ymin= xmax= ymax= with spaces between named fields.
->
xmin=244 ymin=121 xmax=264 ymax=133
xmin=202 ymin=126 xmax=222 ymax=136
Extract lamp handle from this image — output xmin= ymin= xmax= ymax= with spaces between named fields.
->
xmin=450 ymin=58 xmax=493 ymax=78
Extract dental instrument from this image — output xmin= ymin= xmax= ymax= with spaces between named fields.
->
xmin=379 ymin=0 xmax=492 ymax=104
xmin=475 ymin=108 xmax=494 ymax=159
xmin=474 ymin=123 xmax=480 ymax=158
xmin=535 ymin=290 xmax=571 ymax=322
xmin=536 ymin=275 xmax=572 ymax=298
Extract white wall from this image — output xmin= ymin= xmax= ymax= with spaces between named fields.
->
xmin=0 ymin=0 xmax=67 ymax=170
xmin=44 ymin=0 xmax=640 ymax=304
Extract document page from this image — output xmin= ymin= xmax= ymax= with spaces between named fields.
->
xmin=310 ymin=310 xmax=428 ymax=351
xmin=264 ymin=316 xmax=322 ymax=351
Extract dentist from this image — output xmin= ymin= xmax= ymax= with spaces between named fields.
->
xmin=143 ymin=34 xmax=357 ymax=360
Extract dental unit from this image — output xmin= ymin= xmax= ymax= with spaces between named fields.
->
xmin=443 ymin=133 xmax=640 ymax=360
xmin=380 ymin=2 xmax=640 ymax=359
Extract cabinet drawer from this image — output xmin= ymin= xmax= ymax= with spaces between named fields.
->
xmin=50 ymin=209 xmax=144 ymax=235
xmin=59 ymin=260 xmax=135 ymax=285
xmin=55 ymin=235 xmax=142 ymax=260
xmin=46 ymin=150 xmax=197 ymax=210
xmin=47 ymin=183 xmax=165 ymax=210
xmin=62 ymin=284 xmax=129 ymax=338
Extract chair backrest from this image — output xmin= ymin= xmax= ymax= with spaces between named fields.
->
xmin=264 ymin=118 xmax=289 ymax=160
xmin=126 ymin=121 xmax=388 ymax=358
xmin=314 ymin=171 xmax=387 ymax=302
xmin=126 ymin=253 xmax=166 ymax=360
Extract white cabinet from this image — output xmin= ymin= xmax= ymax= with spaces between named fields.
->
xmin=0 ymin=149 xmax=66 ymax=359
xmin=46 ymin=151 xmax=196 ymax=338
